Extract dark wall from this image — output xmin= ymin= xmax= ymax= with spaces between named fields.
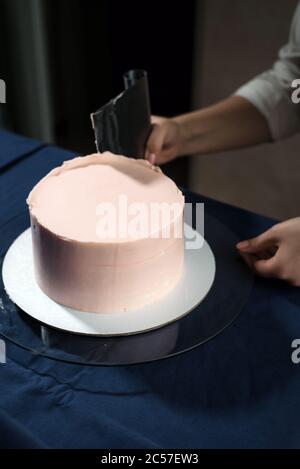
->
xmin=0 ymin=0 xmax=196 ymax=185
xmin=191 ymin=0 xmax=299 ymax=219
xmin=46 ymin=0 xmax=197 ymax=185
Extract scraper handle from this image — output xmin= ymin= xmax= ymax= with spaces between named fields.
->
xmin=124 ymin=69 xmax=147 ymax=89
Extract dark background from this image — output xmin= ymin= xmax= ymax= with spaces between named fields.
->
xmin=0 ymin=0 xmax=198 ymax=186
xmin=2 ymin=0 xmax=297 ymax=221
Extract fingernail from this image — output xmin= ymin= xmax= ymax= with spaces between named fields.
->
xmin=236 ymin=240 xmax=249 ymax=250
xmin=148 ymin=153 xmax=156 ymax=164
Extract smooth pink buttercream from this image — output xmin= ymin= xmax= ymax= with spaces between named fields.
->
xmin=27 ymin=153 xmax=185 ymax=313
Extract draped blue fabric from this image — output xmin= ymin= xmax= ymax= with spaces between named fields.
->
xmin=0 ymin=130 xmax=300 ymax=448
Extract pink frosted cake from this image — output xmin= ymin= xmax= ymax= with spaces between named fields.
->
xmin=27 ymin=153 xmax=184 ymax=313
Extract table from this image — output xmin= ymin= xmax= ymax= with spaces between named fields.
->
xmin=0 ymin=129 xmax=300 ymax=449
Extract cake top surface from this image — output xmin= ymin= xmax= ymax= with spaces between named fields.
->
xmin=27 ymin=152 xmax=184 ymax=243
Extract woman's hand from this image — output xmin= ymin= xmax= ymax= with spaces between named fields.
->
xmin=145 ymin=116 xmax=182 ymax=165
xmin=144 ymin=97 xmax=271 ymax=165
xmin=236 ymin=217 xmax=300 ymax=286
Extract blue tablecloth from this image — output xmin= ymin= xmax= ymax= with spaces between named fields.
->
xmin=1 ymin=129 xmax=300 ymax=449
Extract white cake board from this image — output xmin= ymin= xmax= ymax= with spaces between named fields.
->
xmin=2 ymin=225 xmax=215 ymax=336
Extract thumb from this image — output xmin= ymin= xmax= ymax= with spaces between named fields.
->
xmin=145 ymin=123 xmax=166 ymax=159
xmin=252 ymin=256 xmax=280 ymax=278
xmin=236 ymin=229 xmax=278 ymax=254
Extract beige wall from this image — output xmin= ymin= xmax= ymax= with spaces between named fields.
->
xmin=190 ymin=0 xmax=300 ymax=220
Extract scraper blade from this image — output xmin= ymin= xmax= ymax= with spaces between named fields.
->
xmin=91 ymin=69 xmax=151 ymax=158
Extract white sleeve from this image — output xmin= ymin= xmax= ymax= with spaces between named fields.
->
xmin=235 ymin=2 xmax=300 ymax=141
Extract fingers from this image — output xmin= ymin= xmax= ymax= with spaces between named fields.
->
xmin=236 ymin=227 xmax=279 ymax=254
xmin=237 ymin=227 xmax=281 ymax=278
xmin=151 ymin=115 xmax=163 ymax=125
xmin=147 ymin=153 xmax=156 ymax=164
xmin=145 ymin=123 xmax=167 ymax=163
xmin=253 ymin=257 xmax=279 ymax=278
xmin=145 ymin=116 xmax=177 ymax=164
xmin=239 ymin=250 xmax=280 ymax=278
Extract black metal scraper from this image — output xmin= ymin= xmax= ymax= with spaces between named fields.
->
xmin=91 ymin=69 xmax=151 ymax=158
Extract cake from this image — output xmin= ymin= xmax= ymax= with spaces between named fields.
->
xmin=27 ymin=153 xmax=184 ymax=313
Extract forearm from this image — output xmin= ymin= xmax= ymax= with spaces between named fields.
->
xmin=173 ymin=95 xmax=272 ymax=156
